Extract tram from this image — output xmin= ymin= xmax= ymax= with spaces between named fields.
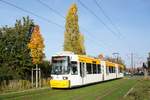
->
xmin=50 ymin=52 xmax=124 ymax=88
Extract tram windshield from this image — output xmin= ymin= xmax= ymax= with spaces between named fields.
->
xmin=51 ymin=56 xmax=70 ymax=75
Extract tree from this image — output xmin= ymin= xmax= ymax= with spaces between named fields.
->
xmin=105 ymin=56 xmax=125 ymax=65
xmin=147 ymin=52 xmax=150 ymax=74
xmin=28 ymin=25 xmax=45 ymax=88
xmin=40 ymin=60 xmax=51 ymax=79
xmin=0 ymin=16 xmax=34 ymax=80
xmin=143 ymin=62 xmax=148 ymax=79
xmin=64 ymin=3 xmax=86 ymax=54
xmin=78 ymin=33 xmax=86 ymax=54
xmin=28 ymin=25 xmax=44 ymax=64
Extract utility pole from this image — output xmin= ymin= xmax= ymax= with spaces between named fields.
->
xmin=36 ymin=64 xmax=38 ymax=88
xmin=147 ymin=53 xmax=150 ymax=68
xmin=31 ymin=67 xmax=41 ymax=88
xmin=31 ymin=68 xmax=33 ymax=88
xmin=131 ymin=53 xmax=134 ymax=75
xmin=39 ymin=68 xmax=41 ymax=87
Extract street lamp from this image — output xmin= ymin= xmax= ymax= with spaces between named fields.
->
xmin=112 ymin=52 xmax=119 ymax=62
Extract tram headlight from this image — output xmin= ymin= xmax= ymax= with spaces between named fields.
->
xmin=63 ymin=76 xmax=68 ymax=80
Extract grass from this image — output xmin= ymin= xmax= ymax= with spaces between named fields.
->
xmin=123 ymin=78 xmax=150 ymax=100
xmin=0 ymin=77 xmax=149 ymax=100
xmin=0 ymin=79 xmax=49 ymax=94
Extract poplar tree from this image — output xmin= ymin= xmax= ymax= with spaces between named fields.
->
xmin=78 ymin=33 xmax=86 ymax=54
xmin=64 ymin=3 xmax=86 ymax=54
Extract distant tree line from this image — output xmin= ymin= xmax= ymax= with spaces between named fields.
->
xmin=147 ymin=53 xmax=150 ymax=73
xmin=144 ymin=53 xmax=150 ymax=76
xmin=105 ymin=56 xmax=125 ymax=66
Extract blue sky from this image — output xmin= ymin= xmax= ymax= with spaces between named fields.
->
xmin=0 ymin=0 xmax=150 ymax=67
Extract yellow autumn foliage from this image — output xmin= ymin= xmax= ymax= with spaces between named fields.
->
xmin=28 ymin=25 xmax=45 ymax=64
xmin=64 ymin=3 xmax=86 ymax=54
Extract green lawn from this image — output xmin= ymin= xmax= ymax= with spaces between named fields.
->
xmin=0 ymin=77 xmax=149 ymax=100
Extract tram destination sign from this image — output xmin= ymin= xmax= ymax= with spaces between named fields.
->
xmin=52 ymin=56 xmax=67 ymax=61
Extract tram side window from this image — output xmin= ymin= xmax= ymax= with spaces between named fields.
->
xmin=110 ymin=67 xmax=115 ymax=73
xmin=113 ymin=67 xmax=116 ymax=73
xmin=109 ymin=67 xmax=111 ymax=73
xmin=93 ymin=64 xmax=97 ymax=74
xmin=119 ymin=67 xmax=123 ymax=73
xmin=109 ymin=66 xmax=112 ymax=73
xmin=118 ymin=67 xmax=120 ymax=73
xmin=106 ymin=66 xmax=109 ymax=74
xmin=121 ymin=69 xmax=123 ymax=73
xmin=86 ymin=63 xmax=92 ymax=74
xmin=71 ymin=61 xmax=78 ymax=75
xmin=97 ymin=64 xmax=101 ymax=74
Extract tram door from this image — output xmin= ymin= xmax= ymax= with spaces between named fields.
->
xmin=101 ymin=61 xmax=106 ymax=81
xmin=80 ymin=62 xmax=85 ymax=85
xmin=102 ymin=65 xmax=105 ymax=81
xmin=116 ymin=64 xmax=118 ymax=78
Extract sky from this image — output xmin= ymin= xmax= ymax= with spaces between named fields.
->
xmin=0 ymin=0 xmax=150 ymax=67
